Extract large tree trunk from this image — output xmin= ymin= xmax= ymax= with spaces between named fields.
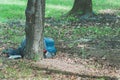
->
xmin=24 ymin=0 xmax=45 ymax=60
xmin=68 ymin=0 xmax=93 ymax=16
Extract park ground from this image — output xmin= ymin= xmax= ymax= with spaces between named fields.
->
xmin=0 ymin=0 xmax=120 ymax=80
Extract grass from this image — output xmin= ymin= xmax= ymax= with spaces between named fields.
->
xmin=0 ymin=0 xmax=120 ymax=22
xmin=44 ymin=26 xmax=119 ymax=41
xmin=0 ymin=0 xmax=120 ymax=79
xmin=93 ymin=0 xmax=120 ymax=11
xmin=0 ymin=59 xmax=48 ymax=80
xmin=0 ymin=25 xmax=25 ymax=46
xmin=0 ymin=0 xmax=119 ymax=47
xmin=0 ymin=0 xmax=26 ymax=22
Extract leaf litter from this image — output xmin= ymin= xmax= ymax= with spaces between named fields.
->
xmin=0 ymin=13 xmax=120 ymax=80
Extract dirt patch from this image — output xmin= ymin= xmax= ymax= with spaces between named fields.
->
xmin=32 ymin=53 xmax=120 ymax=80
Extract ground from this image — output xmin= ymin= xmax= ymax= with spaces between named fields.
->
xmin=0 ymin=12 xmax=120 ymax=80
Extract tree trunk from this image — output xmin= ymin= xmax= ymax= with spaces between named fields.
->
xmin=68 ymin=0 xmax=93 ymax=16
xmin=24 ymin=0 xmax=45 ymax=60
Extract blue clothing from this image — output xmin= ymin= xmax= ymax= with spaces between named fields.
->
xmin=6 ymin=37 xmax=56 ymax=58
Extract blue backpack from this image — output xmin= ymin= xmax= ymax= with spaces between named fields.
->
xmin=44 ymin=37 xmax=56 ymax=58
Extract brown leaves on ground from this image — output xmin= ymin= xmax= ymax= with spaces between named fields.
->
xmin=33 ymin=52 xmax=120 ymax=80
xmin=0 ymin=12 xmax=120 ymax=80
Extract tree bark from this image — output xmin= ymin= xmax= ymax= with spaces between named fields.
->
xmin=24 ymin=0 xmax=45 ymax=60
xmin=68 ymin=0 xmax=93 ymax=16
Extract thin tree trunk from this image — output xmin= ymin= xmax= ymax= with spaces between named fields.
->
xmin=24 ymin=0 xmax=45 ymax=60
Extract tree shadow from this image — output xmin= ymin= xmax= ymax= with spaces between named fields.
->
xmin=72 ymin=13 xmax=120 ymax=27
xmin=31 ymin=65 xmax=119 ymax=80
xmin=45 ymin=12 xmax=120 ymax=28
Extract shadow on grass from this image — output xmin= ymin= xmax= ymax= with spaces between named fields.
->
xmin=31 ymin=65 xmax=118 ymax=80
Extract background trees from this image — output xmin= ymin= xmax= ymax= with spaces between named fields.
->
xmin=24 ymin=0 xmax=45 ymax=60
xmin=68 ymin=0 xmax=94 ymax=17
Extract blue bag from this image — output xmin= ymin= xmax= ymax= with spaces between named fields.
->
xmin=44 ymin=37 xmax=56 ymax=58
xmin=5 ymin=37 xmax=56 ymax=58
